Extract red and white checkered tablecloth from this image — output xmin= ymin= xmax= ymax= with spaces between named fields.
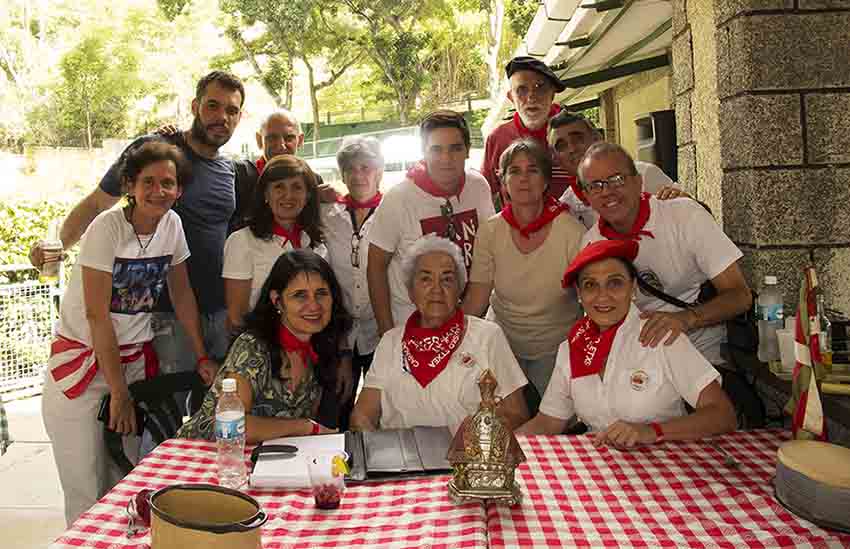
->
xmin=488 ymin=430 xmax=850 ymax=548
xmin=48 ymin=438 xmax=488 ymax=549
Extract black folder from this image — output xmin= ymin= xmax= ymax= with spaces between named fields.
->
xmin=345 ymin=426 xmax=453 ymax=482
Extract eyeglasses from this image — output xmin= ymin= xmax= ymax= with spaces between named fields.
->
xmin=441 ymin=200 xmax=458 ymax=241
xmin=350 ymin=232 xmax=363 ymax=268
xmin=512 ymin=80 xmax=551 ymax=100
xmin=582 ymin=173 xmax=633 ymax=195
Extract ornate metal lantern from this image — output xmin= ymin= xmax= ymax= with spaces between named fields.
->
xmin=447 ymin=369 xmax=525 ymax=505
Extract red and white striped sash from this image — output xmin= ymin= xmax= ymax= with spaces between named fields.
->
xmin=48 ymin=336 xmax=159 ymax=399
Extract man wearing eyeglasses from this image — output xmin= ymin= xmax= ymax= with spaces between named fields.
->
xmin=368 ymin=110 xmax=495 ymax=336
xmin=549 ymin=110 xmax=684 ymax=228
xmin=481 ymin=56 xmax=573 ymax=206
xmin=578 ymin=142 xmax=752 ymax=370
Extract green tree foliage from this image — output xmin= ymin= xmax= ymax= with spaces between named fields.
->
xmin=0 ymin=200 xmax=75 ymax=284
xmin=29 ymin=34 xmax=146 ymax=148
xmin=505 ymin=0 xmax=537 ymax=38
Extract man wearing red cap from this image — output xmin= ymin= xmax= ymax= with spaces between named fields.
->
xmin=481 ymin=56 xmax=573 ymax=204
xmin=578 ymin=142 xmax=752 ymax=369
xmin=549 ymin=110 xmax=685 ymax=228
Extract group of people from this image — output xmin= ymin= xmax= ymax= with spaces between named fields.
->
xmin=32 ymin=57 xmax=752 ymax=526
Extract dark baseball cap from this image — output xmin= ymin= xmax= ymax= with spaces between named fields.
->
xmin=505 ymin=56 xmax=566 ymax=92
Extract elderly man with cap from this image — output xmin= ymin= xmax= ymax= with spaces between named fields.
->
xmin=517 ymin=238 xmax=736 ymax=448
xmin=549 ymin=110 xmax=685 ymax=228
xmin=578 ymin=142 xmax=752 ymax=371
xmin=481 ymin=56 xmax=573 ymax=204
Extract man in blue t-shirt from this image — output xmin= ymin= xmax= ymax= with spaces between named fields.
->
xmin=30 ymin=71 xmax=246 ymax=384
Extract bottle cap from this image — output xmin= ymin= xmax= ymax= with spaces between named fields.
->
xmin=222 ymin=378 xmax=237 ymax=392
xmin=764 ymin=275 xmax=778 ymax=285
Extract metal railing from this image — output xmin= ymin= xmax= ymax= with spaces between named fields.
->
xmin=0 ymin=265 xmax=59 ymax=395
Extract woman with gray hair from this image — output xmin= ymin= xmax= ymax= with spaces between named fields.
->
xmin=350 ymin=235 xmax=529 ymax=435
xmin=463 ymin=138 xmax=586 ymax=414
xmin=322 ymin=135 xmax=384 ymax=428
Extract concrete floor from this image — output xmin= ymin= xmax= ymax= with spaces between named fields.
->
xmin=0 ymin=396 xmax=67 ymax=549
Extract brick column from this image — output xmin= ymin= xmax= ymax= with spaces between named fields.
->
xmin=672 ymin=0 xmax=850 ymax=311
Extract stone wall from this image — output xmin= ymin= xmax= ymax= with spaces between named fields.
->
xmin=672 ymin=0 xmax=850 ymax=313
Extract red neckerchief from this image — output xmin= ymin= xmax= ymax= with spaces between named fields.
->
xmin=401 ymin=308 xmax=465 ymax=388
xmin=256 ymin=156 xmax=267 ymax=174
xmin=567 ymin=175 xmax=589 ymax=205
xmin=272 ymin=222 xmax=303 ymax=248
xmin=501 ymin=196 xmax=566 ymax=238
xmin=407 ymin=161 xmax=465 ymax=199
xmin=337 ymin=192 xmax=383 ymax=210
xmin=512 ymin=104 xmax=562 ymax=144
xmin=278 ymin=324 xmax=318 ymax=365
xmin=598 ymin=192 xmax=654 ymax=241
xmin=568 ymin=315 xmax=626 ymax=379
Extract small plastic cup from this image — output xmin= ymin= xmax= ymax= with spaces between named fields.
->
xmin=39 ymin=240 xmax=63 ymax=282
xmin=307 ymin=453 xmax=347 ymax=510
xmin=777 ymin=329 xmax=795 ymax=372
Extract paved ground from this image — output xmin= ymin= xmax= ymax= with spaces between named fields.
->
xmin=0 ymin=396 xmax=66 ymax=549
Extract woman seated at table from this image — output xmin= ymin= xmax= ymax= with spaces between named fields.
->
xmin=178 ymin=250 xmax=351 ymax=443
xmin=463 ymin=138 xmax=585 ymax=410
xmin=350 ymin=235 xmax=530 ymax=435
xmin=518 ymin=239 xmax=736 ymax=448
xmin=223 ymin=155 xmax=326 ymax=332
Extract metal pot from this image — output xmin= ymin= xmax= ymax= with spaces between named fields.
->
xmin=150 ymin=484 xmax=267 ymax=549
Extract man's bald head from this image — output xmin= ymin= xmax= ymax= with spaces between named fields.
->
xmin=257 ymin=110 xmax=304 ymax=159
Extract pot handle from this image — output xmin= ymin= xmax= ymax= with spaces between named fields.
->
xmin=225 ymin=511 xmax=268 ymax=533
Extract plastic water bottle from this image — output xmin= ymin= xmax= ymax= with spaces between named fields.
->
xmin=215 ymin=378 xmax=247 ymax=489
xmin=817 ymin=294 xmax=833 ymax=369
xmin=757 ymin=276 xmax=783 ymax=364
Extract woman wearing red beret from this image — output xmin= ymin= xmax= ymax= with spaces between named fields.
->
xmin=518 ymin=239 xmax=736 ymax=449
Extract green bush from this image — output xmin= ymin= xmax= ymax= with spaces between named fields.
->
xmin=0 ymin=200 xmax=75 ymax=284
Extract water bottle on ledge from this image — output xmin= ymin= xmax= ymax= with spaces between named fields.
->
xmin=817 ymin=293 xmax=833 ymax=371
xmin=757 ymin=275 xmax=783 ymax=365
xmin=216 ymin=378 xmax=247 ymax=489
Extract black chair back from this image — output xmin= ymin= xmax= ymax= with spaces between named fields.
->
xmin=103 ymin=372 xmax=207 ymax=475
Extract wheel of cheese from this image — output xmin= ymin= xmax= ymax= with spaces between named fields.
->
xmin=774 ymin=440 xmax=850 ymax=533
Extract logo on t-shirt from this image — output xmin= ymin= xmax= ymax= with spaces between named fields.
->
xmin=110 ymin=256 xmax=172 ymax=315
xmin=419 ymin=208 xmax=480 ymax=270
xmin=637 ymin=268 xmax=664 ymax=297
xmin=630 ymin=369 xmax=649 ymax=391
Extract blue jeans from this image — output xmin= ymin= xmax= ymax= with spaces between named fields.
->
xmin=140 ymin=310 xmax=228 ymax=455
xmin=152 ymin=310 xmax=229 ymax=376
xmin=517 ymin=354 xmax=557 ymax=398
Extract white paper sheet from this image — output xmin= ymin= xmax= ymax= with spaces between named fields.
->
xmin=249 ymin=433 xmax=346 ymax=489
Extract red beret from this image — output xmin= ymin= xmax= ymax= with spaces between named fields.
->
xmin=561 ymin=239 xmax=639 ymax=288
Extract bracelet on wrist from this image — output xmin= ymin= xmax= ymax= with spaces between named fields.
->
xmin=308 ymin=419 xmax=320 ymax=435
xmin=650 ymin=422 xmax=665 ymax=443
xmin=339 ymin=349 xmax=353 ymax=358
xmin=197 ymin=355 xmax=211 ymax=366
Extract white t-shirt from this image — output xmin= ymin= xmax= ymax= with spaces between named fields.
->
xmin=321 ymin=202 xmax=379 ymax=354
xmin=582 ymin=196 xmax=743 ymax=366
xmin=368 ymin=169 xmax=496 ymax=327
xmin=364 ymin=315 xmax=528 ymax=434
xmin=57 ymin=208 xmax=190 ymax=346
xmin=560 ymin=161 xmax=677 ymax=229
xmin=222 ymin=227 xmax=325 ymax=309
xmin=540 ymin=305 xmax=720 ymax=431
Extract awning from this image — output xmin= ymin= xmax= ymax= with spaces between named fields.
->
xmin=484 ymin=0 xmax=672 ymax=133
